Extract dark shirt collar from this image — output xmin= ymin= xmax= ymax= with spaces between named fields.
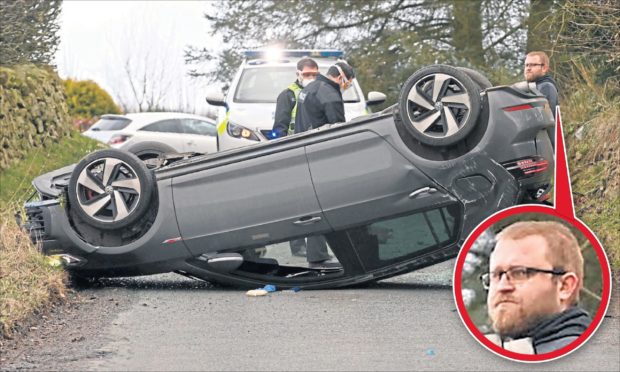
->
xmin=317 ymin=74 xmax=340 ymax=91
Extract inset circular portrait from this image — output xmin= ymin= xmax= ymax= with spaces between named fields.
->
xmin=454 ymin=207 xmax=611 ymax=362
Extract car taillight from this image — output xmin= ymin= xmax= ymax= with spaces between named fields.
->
xmin=502 ymin=156 xmax=549 ymax=179
xmin=503 ymin=104 xmax=534 ymax=112
xmin=108 ymin=134 xmax=131 ymax=145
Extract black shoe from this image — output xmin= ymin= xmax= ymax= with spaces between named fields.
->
xmin=309 ymin=258 xmax=342 ymax=269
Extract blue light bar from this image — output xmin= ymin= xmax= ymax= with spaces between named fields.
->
xmin=242 ymin=49 xmax=345 ymax=59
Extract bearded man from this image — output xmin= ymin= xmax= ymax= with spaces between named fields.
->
xmin=482 ymin=221 xmax=592 ymax=354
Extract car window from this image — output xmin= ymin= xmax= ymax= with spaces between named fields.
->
xmin=347 ymin=204 xmax=461 ymax=271
xmin=140 ymin=119 xmax=182 ymax=133
xmin=182 ymin=119 xmax=217 ymax=136
xmin=227 ymin=232 xmax=349 ymax=283
xmin=90 ymin=117 xmax=131 ymax=131
xmin=234 ymin=66 xmax=360 ymax=103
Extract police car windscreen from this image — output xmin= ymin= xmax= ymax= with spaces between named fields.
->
xmin=233 ymin=67 xmax=360 ymax=103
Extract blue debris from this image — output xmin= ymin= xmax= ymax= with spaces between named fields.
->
xmin=291 ymin=287 xmax=301 ymax=292
xmin=425 ymin=348 xmax=436 ymax=356
xmin=263 ymin=284 xmax=277 ymax=292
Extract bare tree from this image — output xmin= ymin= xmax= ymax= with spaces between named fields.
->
xmin=104 ymin=7 xmax=187 ymax=113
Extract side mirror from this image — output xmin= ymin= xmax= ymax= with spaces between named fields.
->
xmin=205 ymin=92 xmax=227 ymax=108
xmin=367 ymin=91 xmax=386 ymax=106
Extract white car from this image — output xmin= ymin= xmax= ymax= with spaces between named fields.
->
xmin=206 ymin=49 xmax=386 ymax=151
xmin=83 ymin=112 xmax=218 ymax=161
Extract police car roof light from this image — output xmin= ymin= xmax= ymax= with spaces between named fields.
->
xmin=242 ymin=49 xmax=345 ymax=59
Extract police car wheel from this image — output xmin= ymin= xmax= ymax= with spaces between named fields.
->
xmin=397 ymin=64 xmax=481 ymax=146
xmin=68 ymin=149 xmax=155 ymax=231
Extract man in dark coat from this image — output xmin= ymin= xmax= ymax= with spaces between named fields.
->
xmin=294 ymin=61 xmax=355 ymax=269
xmin=271 ymin=58 xmax=319 ymax=138
xmin=525 ymin=51 xmax=559 ymax=147
xmin=482 ymin=221 xmax=592 ymax=354
xmin=294 ymin=61 xmax=355 ymax=134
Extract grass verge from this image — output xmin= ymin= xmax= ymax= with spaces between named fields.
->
xmin=0 ymin=131 xmax=103 ymax=338
xmin=563 ymin=63 xmax=620 ymax=273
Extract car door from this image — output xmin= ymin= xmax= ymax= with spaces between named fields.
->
xmin=138 ymin=119 xmax=186 ymax=152
xmin=172 ymin=147 xmax=332 ymax=256
xmin=179 ymin=119 xmax=218 ymax=153
xmin=305 ymin=130 xmax=456 ymax=230
xmin=304 ymin=130 xmax=462 ymax=272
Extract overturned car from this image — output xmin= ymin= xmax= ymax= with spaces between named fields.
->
xmin=22 ymin=65 xmax=554 ymax=289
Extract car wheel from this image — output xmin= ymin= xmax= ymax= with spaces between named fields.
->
xmin=457 ymin=67 xmax=493 ymax=89
xmin=68 ymin=149 xmax=155 ymax=230
xmin=397 ymin=64 xmax=481 ymax=146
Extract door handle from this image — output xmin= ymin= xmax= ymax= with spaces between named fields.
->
xmin=293 ymin=216 xmax=322 ymax=226
xmin=409 ymin=187 xmax=438 ymax=199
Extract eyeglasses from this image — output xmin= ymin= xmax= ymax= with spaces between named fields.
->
xmin=480 ymin=266 xmax=566 ymax=290
xmin=298 ymin=71 xmax=318 ymax=78
xmin=524 ymin=63 xmax=544 ymax=68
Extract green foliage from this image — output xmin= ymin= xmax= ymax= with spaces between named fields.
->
xmin=547 ymin=0 xmax=620 ymax=87
xmin=0 ymin=131 xmax=105 ymax=211
xmin=0 ymin=65 xmax=72 ymax=171
xmin=63 ymin=79 xmax=121 ymax=119
xmin=0 ymin=0 xmax=62 ymax=65
xmin=562 ymin=63 xmax=620 ymax=274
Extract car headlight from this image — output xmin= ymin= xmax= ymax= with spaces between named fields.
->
xmin=227 ymin=121 xmax=260 ymax=141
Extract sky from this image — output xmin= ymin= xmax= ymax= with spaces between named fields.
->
xmin=55 ymin=1 xmax=219 ymax=115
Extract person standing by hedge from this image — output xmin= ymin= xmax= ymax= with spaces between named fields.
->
xmin=524 ymin=51 xmax=558 ymax=146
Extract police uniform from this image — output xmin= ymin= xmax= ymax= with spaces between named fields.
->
xmin=272 ymin=82 xmax=302 ymax=138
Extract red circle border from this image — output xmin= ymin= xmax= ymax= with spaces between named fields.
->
xmin=452 ymin=204 xmax=613 ymax=363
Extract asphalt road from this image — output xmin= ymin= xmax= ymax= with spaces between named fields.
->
xmin=2 ymin=260 xmax=619 ymax=371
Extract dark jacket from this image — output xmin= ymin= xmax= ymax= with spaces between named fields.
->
xmin=529 ymin=306 xmax=591 ymax=353
xmin=486 ymin=306 xmax=591 ymax=354
xmin=294 ymin=74 xmax=345 ymax=133
xmin=272 ymin=82 xmax=302 ymax=138
xmin=535 ymin=74 xmax=559 ymax=118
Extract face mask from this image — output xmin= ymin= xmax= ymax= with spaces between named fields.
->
xmin=301 ymin=79 xmax=313 ymax=88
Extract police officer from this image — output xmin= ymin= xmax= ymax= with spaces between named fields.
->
xmin=294 ymin=61 xmax=355 ymax=269
xmin=272 ymin=58 xmax=319 ymax=138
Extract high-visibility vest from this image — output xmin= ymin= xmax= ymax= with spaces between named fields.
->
xmin=287 ymin=82 xmax=302 ymax=135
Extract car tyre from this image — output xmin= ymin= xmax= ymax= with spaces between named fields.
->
xmin=68 ymin=149 xmax=155 ymax=230
xmin=397 ymin=64 xmax=481 ymax=146
xmin=457 ymin=67 xmax=493 ymax=89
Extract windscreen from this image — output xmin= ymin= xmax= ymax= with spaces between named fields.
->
xmin=90 ymin=117 xmax=131 ymax=131
xmin=233 ymin=66 xmax=360 ymax=103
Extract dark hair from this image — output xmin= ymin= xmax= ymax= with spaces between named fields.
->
xmin=297 ymin=57 xmax=318 ymax=71
xmin=327 ymin=62 xmax=355 ymax=79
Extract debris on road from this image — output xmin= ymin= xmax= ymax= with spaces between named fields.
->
xmin=246 ymin=284 xmax=277 ymax=297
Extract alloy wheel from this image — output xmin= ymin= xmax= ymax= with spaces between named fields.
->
xmin=75 ymin=157 xmax=142 ymax=223
xmin=405 ymin=73 xmax=472 ymax=140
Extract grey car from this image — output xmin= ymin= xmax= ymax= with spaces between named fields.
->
xmin=23 ymin=65 xmax=554 ymax=289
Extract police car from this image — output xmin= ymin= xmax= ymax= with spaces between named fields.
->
xmin=206 ymin=49 xmax=386 ymax=151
